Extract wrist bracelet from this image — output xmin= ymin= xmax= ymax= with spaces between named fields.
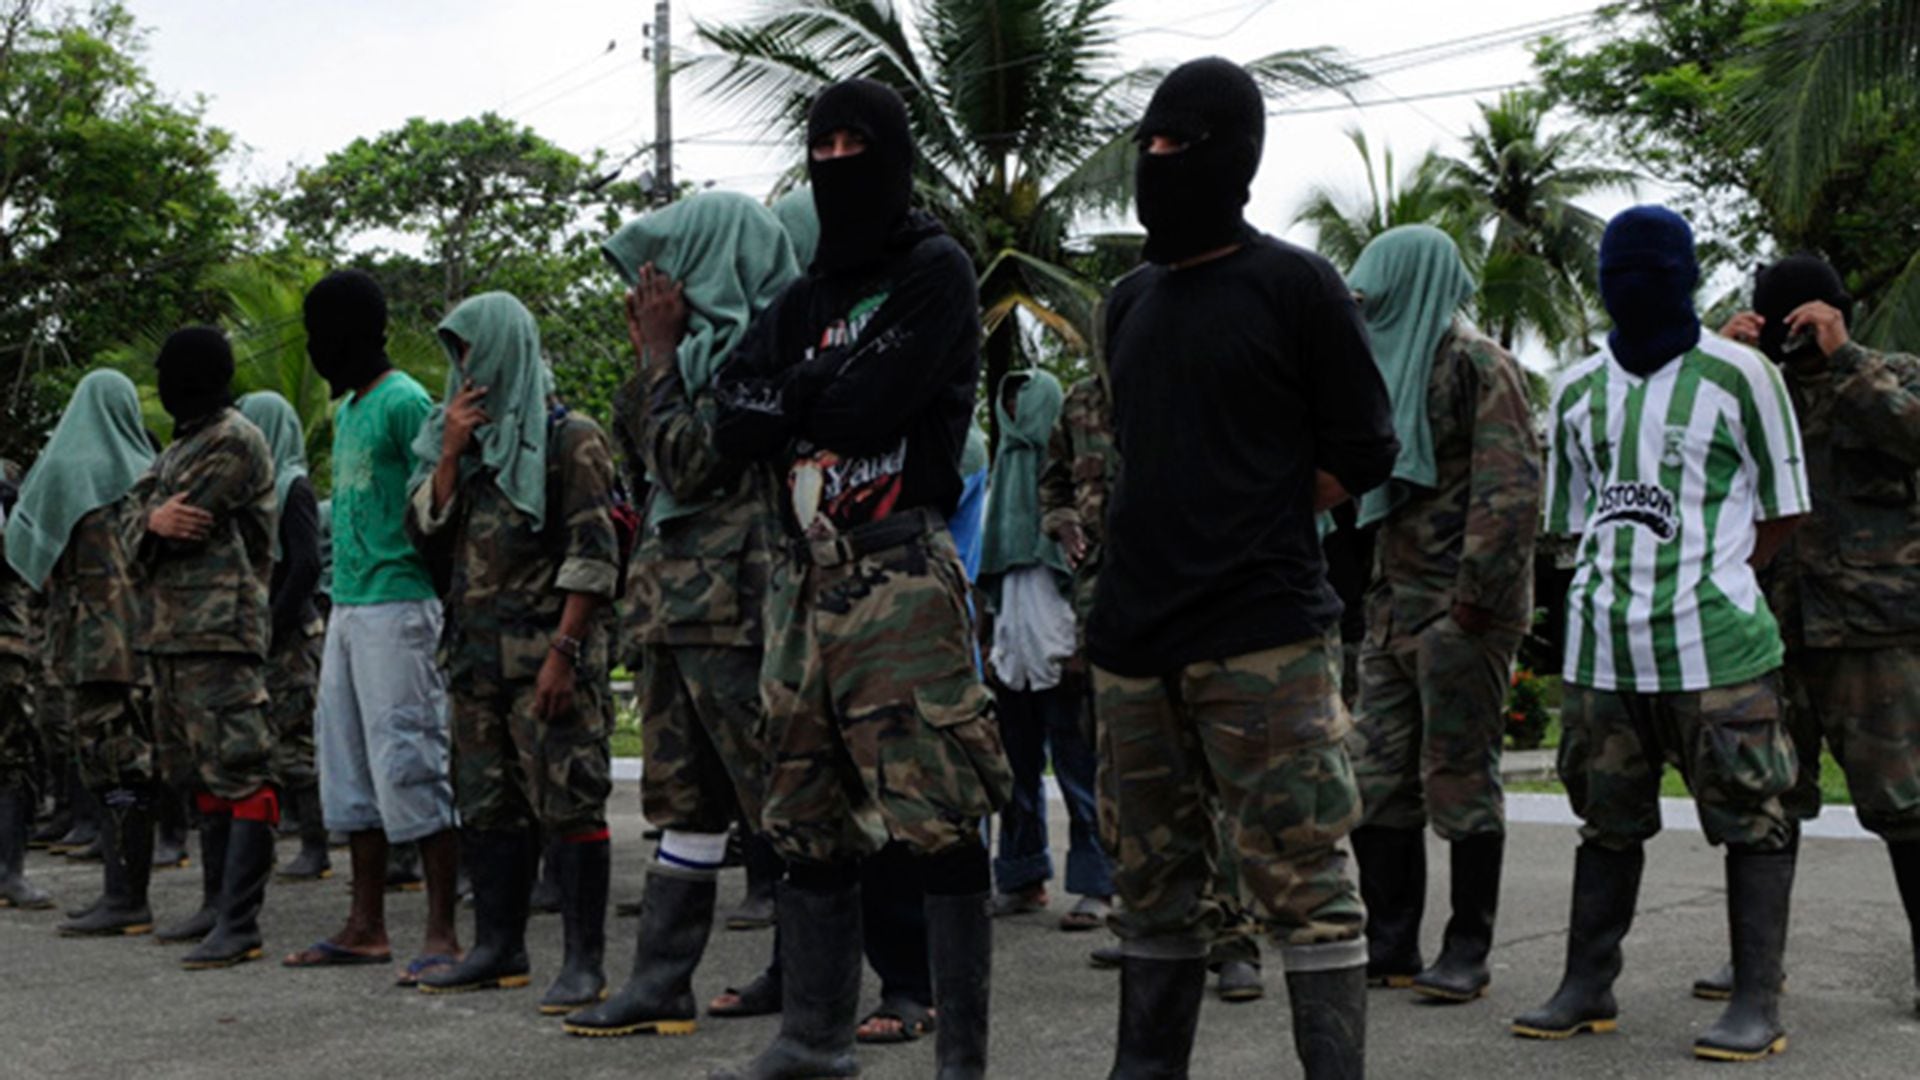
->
xmin=551 ymin=634 xmax=584 ymax=663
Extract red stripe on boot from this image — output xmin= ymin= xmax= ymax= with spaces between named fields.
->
xmin=561 ymin=827 xmax=611 ymax=844
xmin=231 ymin=787 xmax=281 ymax=825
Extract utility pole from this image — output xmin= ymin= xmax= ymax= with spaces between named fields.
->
xmin=651 ymin=0 xmax=673 ymax=204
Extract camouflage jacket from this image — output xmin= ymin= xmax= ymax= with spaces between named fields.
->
xmin=0 ymin=460 xmax=33 ymax=661
xmin=620 ymin=365 xmax=776 ymax=653
xmin=412 ymin=410 xmax=621 ymax=681
xmin=1768 ymin=341 xmax=1920 ymax=649
xmin=1038 ymin=375 xmax=1116 ymax=635
xmin=128 ymin=407 xmax=277 ymax=658
xmin=44 ymin=505 xmax=145 ymax=685
xmin=1366 ymin=327 xmax=1541 ymax=640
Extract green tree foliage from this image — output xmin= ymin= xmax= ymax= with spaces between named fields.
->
xmin=0 ymin=0 xmax=240 ymax=460
xmin=692 ymin=0 xmax=1357 ymax=430
xmin=1292 ymin=129 xmax=1480 ymax=271
xmin=275 ymin=113 xmax=650 ymax=425
xmin=1533 ymin=0 xmax=1920 ymax=343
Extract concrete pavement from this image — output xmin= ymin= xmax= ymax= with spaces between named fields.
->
xmin=4 ymin=803 xmax=1918 ymax=1079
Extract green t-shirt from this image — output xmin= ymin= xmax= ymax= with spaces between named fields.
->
xmin=330 ymin=371 xmax=437 ymax=606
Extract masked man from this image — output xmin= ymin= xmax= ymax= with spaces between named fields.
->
xmin=0 ymin=457 xmax=52 ymax=912
xmin=1088 ymin=57 xmax=1398 ymax=1079
xmin=1701 ymin=254 xmax=1920 ymax=1017
xmin=1344 ymin=226 xmax=1541 ymax=1003
xmin=710 ymin=79 xmax=1013 ymax=1080
xmin=128 ymin=328 xmax=281 ymax=970
xmin=564 ymin=191 xmax=797 ymax=1038
xmin=1515 ymin=207 xmax=1808 ymax=1062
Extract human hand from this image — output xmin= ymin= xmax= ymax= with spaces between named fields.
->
xmin=535 ymin=647 xmax=578 ymax=723
xmin=441 ymin=381 xmax=490 ymax=460
xmin=148 ymin=493 xmax=213 ymax=541
xmin=1450 ymin=601 xmax=1496 ymax=636
xmin=1056 ymin=521 xmax=1089 ymax=568
xmin=1784 ymin=300 xmax=1850 ymax=360
xmin=1719 ymin=311 xmax=1765 ymax=348
xmin=625 ymin=263 xmax=688 ymax=377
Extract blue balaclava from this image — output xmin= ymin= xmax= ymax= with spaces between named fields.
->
xmin=1599 ymin=205 xmax=1701 ymax=376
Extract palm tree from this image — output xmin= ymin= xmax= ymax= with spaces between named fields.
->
xmin=1738 ymin=0 xmax=1920 ymax=345
xmin=692 ymin=0 xmax=1359 ymax=416
xmin=1442 ymin=91 xmax=1635 ymax=353
xmin=1291 ymin=128 xmax=1481 ymax=271
xmin=102 ymin=258 xmax=446 ymax=486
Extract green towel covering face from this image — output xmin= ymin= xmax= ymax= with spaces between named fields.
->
xmin=602 ymin=191 xmax=800 ymax=525
xmin=413 ymin=291 xmax=553 ymax=529
xmin=237 ymin=391 xmax=308 ymax=558
xmin=5 ymin=369 xmax=156 ymax=589
xmin=770 ymin=187 xmax=821 ymax=272
xmin=979 ymin=369 xmax=1070 ymax=588
xmin=1348 ymin=224 xmax=1476 ymax=528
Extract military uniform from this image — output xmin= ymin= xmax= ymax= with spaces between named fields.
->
xmin=622 ymin=370 xmax=776 ymax=838
xmin=0 ymin=462 xmax=41 ymax=800
xmin=1351 ymin=328 xmax=1541 ymax=839
xmin=45 ymin=506 xmax=152 ymax=791
xmin=413 ymin=411 xmax=619 ymax=836
xmin=128 ymin=407 xmax=277 ymax=803
xmin=266 ymin=623 xmax=324 ymax=792
xmin=1767 ymin=342 xmax=1920 ymax=838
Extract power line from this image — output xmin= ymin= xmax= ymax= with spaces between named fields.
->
xmin=487 ymin=38 xmax=622 ymax=114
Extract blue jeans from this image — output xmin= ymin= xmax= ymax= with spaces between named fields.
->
xmin=992 ymin=675 xmax=1113 ymax=897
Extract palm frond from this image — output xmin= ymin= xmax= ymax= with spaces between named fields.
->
xmin=1857 ymin=245 xmax=1920 ymax=349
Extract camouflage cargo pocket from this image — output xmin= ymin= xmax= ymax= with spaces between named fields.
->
xmin=908 ymin=677 xmax=1013 ymax=814
xmin=1696 ymin=682 xmax=1797 ymax=801
xmin=1556 ymin=695 xmax=1594 ymax=814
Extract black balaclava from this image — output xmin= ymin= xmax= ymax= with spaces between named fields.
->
xmin=155 ymin=326 xmax=236 ymax=426
xmin=806 ymin=79 xmax=915 ymax=274
xmin=1753 ymin=254 xmax=1852 ymax=365
xmin=304 ymin=269 xmax=392 ymax=398
xmin=1135 ymin=57 xmax=1265 ymax=266
xmin=1599 ymin=205 xmax=1702 ymax=377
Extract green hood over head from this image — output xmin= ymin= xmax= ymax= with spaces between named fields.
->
xmin=237 ymin=390 xmax=308 ymax=557
xmin=979 ymin=369 xmax=1069 ymax=589
xmin=5 ymin=369 xmax=156 ymax=589
xmin=770 ymin=187 xmax=821 ymax=271
xmin=414 ymin=291 xmax=553 ymax=528
xmin=1347 ymin=224 xmax=1476 ymax=527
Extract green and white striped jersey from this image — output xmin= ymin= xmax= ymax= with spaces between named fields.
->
xmin=1545 ymin=333 xmax=1810 ymax=692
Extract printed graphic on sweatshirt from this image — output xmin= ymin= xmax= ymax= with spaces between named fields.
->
xmin=789 ymin=291 xmax=907 ymax=531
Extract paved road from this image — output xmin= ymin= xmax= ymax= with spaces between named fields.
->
xmin=4 ymin=804 xmax=1918 ymax=1079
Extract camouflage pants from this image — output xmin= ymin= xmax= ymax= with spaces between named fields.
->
xmin=759 ymin=526 xmax=1012 ymax=864
xmin=151 ymin=654 xmax=274 ymax=801
xmin=450 ymin=669 xmax=613 ymax=836
xmin=640 ymin=643 xmax=767 ymax=834
xmin=1781 ymin=646 xmax=1920 ymax=842
xmin=1558 ymin=677 xmax=1797 ymax=852
xmin=1094 ymin=634 xmax=1367 ymax=964
xmin=1093 ymin=679 xmax=1260 ymax=965
xmin=35 ymin=658 xmax=72 ymax=786
xmin=1350 ymin=616 xmax=1521 ymax=840
xmin=70 ymin=681 xmax=154 ymax=792
xmin=0 ymin=656 xmax=40 ymax=794
xmin=267 ymin=632 xmax=322 ymax=791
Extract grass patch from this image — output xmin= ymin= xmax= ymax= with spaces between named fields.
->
xmin=1509 ymin=749 xmax=1852 ymax=805
xmin=610 ymin=690 xmax=643 ymax=758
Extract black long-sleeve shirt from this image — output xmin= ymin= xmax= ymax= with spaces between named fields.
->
xmin=714 ymin=211 xmax=979 ymax=532
xmin=269 ymin=476 xmax=321 ymax=650
xmin=1086 ymin=230 xmax=1399 ymax=677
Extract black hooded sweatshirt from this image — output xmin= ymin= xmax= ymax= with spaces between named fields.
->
xmin=714 ymin=81 xmax=979 ymax=532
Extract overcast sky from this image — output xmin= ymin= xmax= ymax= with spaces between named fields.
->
xmin=126 ymin=0 xmax=1652 ymax=364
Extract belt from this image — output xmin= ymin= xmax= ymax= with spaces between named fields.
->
xmin=792 ymin=507 xmax=943 ymax=569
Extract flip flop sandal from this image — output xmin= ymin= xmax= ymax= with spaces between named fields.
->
xmin=282 ymin=940 xmax=394 ymax=968
xmin=1060 ymin=897 xmax=1110 ymax=932
xmin=396 ymin=953 xmax=461 ymax=987
xmin=857 ymin=999 xmax=936 ymax=1044
xmin=989 ymin=888 xmax=1049 ymax=918
xmin=708 ymin=971 xmax=781 ymax=1018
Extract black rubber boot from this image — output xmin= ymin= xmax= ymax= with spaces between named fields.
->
xmin=709 ymin=882 xmax=863 ymax=1079
xmin=155 ymin=812 xmax=229 ymax=943
xmin=728 ymin=832 xmax=782 ymax=930
xmin=1512 ymin=842 xmax=1644 ymax=1040
xmin=182 ymin=816 xmax=273 ymax=969
xmin=565 ymin=870 xmax=717 ymax=1036
xmin=29 ymin=764 xmax=72 ymax=848
xmin=1350 ymin=825 xmax=1426 ymax=988
xmin=421 ymin=829 xmax=535 ymax=994
xmin=276 ymin=785 xmax=332 ymax=881
xmin=540 ymin=838 xmax=610 ymax=1015
xmin=927 ymin=892 xmax=991 ymax=1080
xmin=1694 ymin=846 xmax=1794 ymax=1061
xmin=1 ymin=783 xmax=53 ymax=909
xmin=1215 ymin=959 xmax=1264 ymax=1002
xmin=1108 ymin=955 xmax=1206 ymax=1079
xmin=530 ymin=835 xmax=563 ymax=914
xmin=1284 ymin=965 xmax=1368 ymax=1080
xmin=58 ymin=787 xmax=153 ymax=936
xmin=49 ymin=765 xmax=99 ymax=854
xmin=1890 ymin=840 xmax=1920 ymax=1016
xmin=1415 ymin=832 xmax=1503 ymax=1003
